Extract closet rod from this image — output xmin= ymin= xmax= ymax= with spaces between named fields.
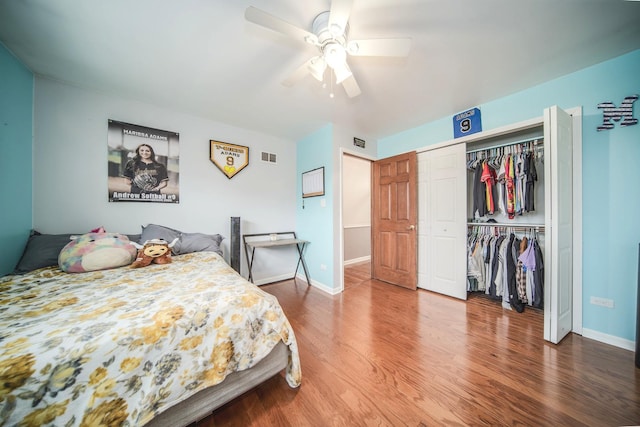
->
xmin=466 ymin=136 xmax=544 ymax=154
xmin=467 ymin=222 xmax=545 ymax=232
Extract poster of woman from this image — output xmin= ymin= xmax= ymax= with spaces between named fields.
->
xmin=107 ymin=120 xmax=180 ymax=203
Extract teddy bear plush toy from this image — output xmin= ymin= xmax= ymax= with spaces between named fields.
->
xmin=130 ymin=238 xmax=179 ymax=268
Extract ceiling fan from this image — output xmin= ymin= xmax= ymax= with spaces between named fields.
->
xmin=245 ymin=0 xmax=411 ymax=98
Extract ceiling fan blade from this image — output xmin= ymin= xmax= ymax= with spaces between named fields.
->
xmin=282 ymin=57 xmax=315 ymax=87
xmin=245 ymin=6 xmax=318 ymax=45
xmin=347 ymin=38 xmax=412 ymax=57
xmin=328 ymin=0 xmax=353 ymax=35
xmin=341 ymin=74 xmax=361 ymax=98
xmin=333 ymin=61 xmax=353 ymax=84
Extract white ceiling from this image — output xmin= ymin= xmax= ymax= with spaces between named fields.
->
xmin=1 ymin=0 xmax=639 ymax=142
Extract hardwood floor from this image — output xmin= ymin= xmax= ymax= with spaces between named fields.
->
xmin=197 ymin=263 xmax=640 ymax=426
xmin=343 ymin=260 xmax=370 ymax=290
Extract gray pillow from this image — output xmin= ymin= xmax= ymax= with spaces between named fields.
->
xmin=13 ymin=231 xmax=75 ymax=274
xmin=179 ymin=232 xmax=224 ymax=256
xmin=126 ymin=234 xmax=142 ymax=243
xmin=140 ymin=224 xmax=180 ymax=245
xmin=140 ymin=224 xmax=224 ymax=256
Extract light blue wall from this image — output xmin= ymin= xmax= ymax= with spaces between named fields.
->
xmin=0 ymin=43 xmax=33 ymax=276
xmin=379 ymin=49 xmax=640 ymax=343
xmin=296 ymin=124 xmax=334 ymax=288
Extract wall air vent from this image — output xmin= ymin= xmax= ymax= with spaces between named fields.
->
xmin=261 ymin=151 xmax=277 ymax=163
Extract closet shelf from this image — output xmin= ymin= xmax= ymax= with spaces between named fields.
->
xmin=466 ymin=136 xmax=544 ymax=154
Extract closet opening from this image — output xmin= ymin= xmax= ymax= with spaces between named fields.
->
xmin=466 ymin=131 xmax=546 ymax=315
xmin=418 ymin=105 xmax=580 ymax=344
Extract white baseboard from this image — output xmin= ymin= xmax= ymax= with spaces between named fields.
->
xmin=295 ymin=273 xmax=342 ymax=295
xmin=253 ymin=273 xmax=298 ymax=286
xmin=581 ymin=328 xmax=635 ymax=352
xmin=255 ymin=272 xmax=341 ymax=294
xmin=344 ymin=255 xmax=371 ymax=266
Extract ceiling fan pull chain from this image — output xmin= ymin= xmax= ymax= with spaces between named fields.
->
xmin=330 ymin=70 xmax=335 ymax=98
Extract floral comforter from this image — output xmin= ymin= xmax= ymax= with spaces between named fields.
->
xmin=0 ymin=252 xmax=301 ymax=426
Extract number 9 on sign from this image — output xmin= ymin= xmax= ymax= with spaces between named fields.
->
xmin=460 ymin=118 xmax=471 ymax=133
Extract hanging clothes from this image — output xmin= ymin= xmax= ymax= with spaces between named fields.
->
xmin=515 ymin=236 xmax=528 ymax=303
xmin=466 ymin=139 xmax=543 ymax=221
xmin=467 ymin=225 xmax=544 ymax=312
xmin=496 ymin=160 xmax=506 ymax=216
xmin=518 ymin=236 xmax=538 ymax=305
xmin=505 ymin=155 xmax=516 ymax=219
xmin=488 ymin=234 xmax=506 ymax=297
xmin=472 ymin=162 xmax=487 ymax=218
xmin=532 ymin=239 xmax=545 ymax=309
xmin=505 ymin=233 xmax=524 ymax=312
xmin=524 ymin=152 xmax=538 ymax=212
xmin=515 ymin=153 xmax=526 ymax=215
xmin=481 ymin=161 xmax=497 ymax=215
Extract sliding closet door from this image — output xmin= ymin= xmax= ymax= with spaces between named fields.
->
xmin=418 ymin=143 xmax=467 ymax=299
xmin=544 ymin=106 xmax=573 ymax=344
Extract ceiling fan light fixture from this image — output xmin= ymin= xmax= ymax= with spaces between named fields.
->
xmin=324 ymin=43 xmax=347 ymax=69
xmin=308 ymin=57 xmax=327 ymax=81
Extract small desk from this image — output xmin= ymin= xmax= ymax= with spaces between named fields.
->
xmin=243 ymin=232 xmax=311 ymax=285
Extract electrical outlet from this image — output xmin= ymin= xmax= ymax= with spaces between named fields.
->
xmin=590 ymin=296 xmax=614 ymax=308
xmin=320 ymin=264 xmax=327 ymax=271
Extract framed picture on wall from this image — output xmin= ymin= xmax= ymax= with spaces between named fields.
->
xmin=302 ymin=167 xmax=324 ymax=198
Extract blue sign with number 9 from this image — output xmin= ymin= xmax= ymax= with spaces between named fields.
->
xmin=453 ymin=107 xmax=482 ymax=138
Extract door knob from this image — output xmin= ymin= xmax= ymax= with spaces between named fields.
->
xmin=407 ymin=225 xmax=415 ymax=230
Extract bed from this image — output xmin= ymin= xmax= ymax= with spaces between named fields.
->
xmin=0 ymin=226 xmax=301 ymax=427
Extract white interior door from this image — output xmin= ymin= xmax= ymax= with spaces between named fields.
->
xmin=418 ymin=143 xmax=467 ymax=299
xmin=544 ymin=106 xmax=573 ymax=344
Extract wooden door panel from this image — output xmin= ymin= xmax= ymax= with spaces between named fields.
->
xmin=379 ymin=163 xmax=392 ymax=177
xmin=378 ymin=183 xmax=392 ymax=220
xmin=397 ymin=162 xmax=409 ymax=176
xmin=379 ymin=231 xmax=393 ymax=267
xmin=396 ymin=233 xmax=411 ymax=271
xmin=372 ymin=151 xmax=417 ymax=289
xmin=397 ymin=181 xmax=409 ymax=220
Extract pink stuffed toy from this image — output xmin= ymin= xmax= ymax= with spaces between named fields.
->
xmin=58 ymin=229 xmax=137 ymax=273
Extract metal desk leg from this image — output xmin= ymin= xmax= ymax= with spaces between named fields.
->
xmin=247 ymin=247 xmax=256 ymax=283
xmin=294 ymin=242 xmax=311 ymax=286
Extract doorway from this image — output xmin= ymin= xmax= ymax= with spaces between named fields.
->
xmin=341 ymin=151 xmax=419 ymax=291
xmin=342 ymin=153 xmax=372 ymax=289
